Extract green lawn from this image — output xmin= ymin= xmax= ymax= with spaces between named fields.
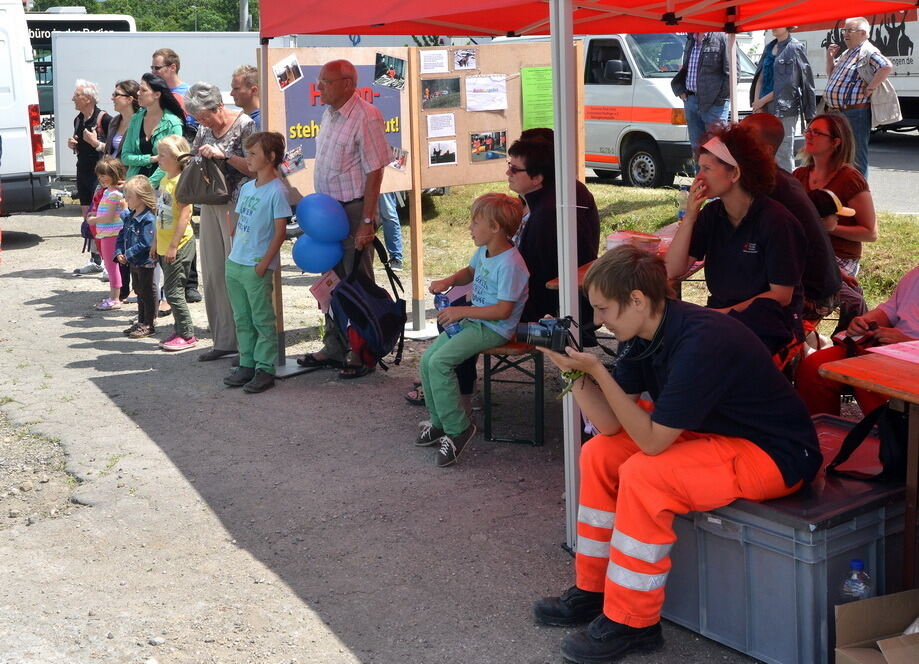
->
xmin=405 ymin=182 xmax=919 ymax=308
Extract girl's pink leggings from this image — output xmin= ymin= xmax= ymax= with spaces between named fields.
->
xmin=95 ymin=236 xmax=123 ymax=290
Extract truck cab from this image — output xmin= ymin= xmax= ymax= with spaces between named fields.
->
xmin=583 ymin=33 xmax=756 ymax=187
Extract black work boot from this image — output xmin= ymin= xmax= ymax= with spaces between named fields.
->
xmin=243 ymin=370 xmax=275 ymax=393
xmin=533 ymin=585 xmax=604 ymax=626
xmin=224 ymin=366 xmax=256 ymax=387
xmin=561 ymin=614 xmax=663 ymax=663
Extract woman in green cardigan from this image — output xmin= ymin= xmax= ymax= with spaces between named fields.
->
xmin=120 ymin=73 xmax=185 ymax=188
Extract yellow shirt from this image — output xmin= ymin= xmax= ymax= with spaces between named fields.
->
xmin=155 ymin=175 xmax=194 ymax=255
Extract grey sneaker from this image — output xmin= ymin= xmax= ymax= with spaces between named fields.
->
xmin=389 ymin=258 xmax=404 ymax=271
xmin=74 ymin=261 xmax=103 ymax=275
xmin=224 ymin=366 xmax=256 ymax=387
xmin=243 ymin=369 xmax=275 ymax=393
xmin=434 ymin=424 xmax=476 ymax=468
xmin=415 ymin=420 xmax=445 ymax=447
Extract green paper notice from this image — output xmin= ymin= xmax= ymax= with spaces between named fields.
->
xmin=521 ymin=67 xmax=554 ymax=131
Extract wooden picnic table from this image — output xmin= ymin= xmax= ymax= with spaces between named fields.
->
xmin=819 ymin=352 xmax=919 ymax=589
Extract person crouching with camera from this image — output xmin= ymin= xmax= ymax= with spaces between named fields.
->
xmin=534 ymin=245 xmax=820 ymax=664
xmin=417 ymin=193 xmax=530 ymax=468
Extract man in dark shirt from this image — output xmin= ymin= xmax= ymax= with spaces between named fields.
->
xmin=533 ymin=246 xmax=820 ymax=663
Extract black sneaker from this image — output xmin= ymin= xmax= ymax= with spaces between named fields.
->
xmin=185 ymin=288 xmax=203 ymax=303
xmin=560 ymin=615 xmax=663 ymax=664
xmin=534 ymin=586 xmax=604 ymax=627
xmin=224 ymin=366 xmax=256 ymax=387
xmin=415 ymin=420 xmax=445 ymax=447
xmin=243 ymin=369 xmax=275 ymax=393
xmin=434 ymin=424 xmax=476 ymax=467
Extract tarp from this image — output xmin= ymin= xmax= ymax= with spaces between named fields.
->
xmin=260 ymin=0 xmax=916 ymax=39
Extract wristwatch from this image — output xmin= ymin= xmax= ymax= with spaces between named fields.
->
xmin=362 ymin=217 xmax=373 ymax=225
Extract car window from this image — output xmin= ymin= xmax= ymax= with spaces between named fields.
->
xmin=584 ymin=39 xmax=631 ymax=85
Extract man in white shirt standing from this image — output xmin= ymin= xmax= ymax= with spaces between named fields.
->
xmin=298 ymin=59 xmax=390 ymax=379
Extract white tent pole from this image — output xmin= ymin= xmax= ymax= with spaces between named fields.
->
xmin=549 ymin=0 xmax=581 ymax=552
xmin=728 ymin=32 xmax=738 ymax=123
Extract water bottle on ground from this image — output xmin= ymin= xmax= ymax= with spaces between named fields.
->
xmin=676 ymin=184 xmax=690 ymax=222
xmin=838 ymin=559 xmax=875 ymax=604
xmin=434 ymin=292 xmax=463 ymax=338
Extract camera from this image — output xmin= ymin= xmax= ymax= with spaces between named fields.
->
xmin=516 ymin=317 xmax=580 ymax=353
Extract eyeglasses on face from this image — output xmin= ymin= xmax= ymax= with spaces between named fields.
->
xmin=842 ymin=28 xmax=865 ymax=34
xmin=317 ymin=77 xmax=349 ymax=85
xmin=150 ymin=64 xmax=169 ymax=71
xmin=112 ymin=92 xmax=132 ymax=98
xmin=804 ymin=128 xmax=833 ymax=138
xmin=506 ymin=162 xmax=527 ymax=174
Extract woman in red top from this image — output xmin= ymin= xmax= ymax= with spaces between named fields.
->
xmin=793 ymin=113 xmax=878 ymax=332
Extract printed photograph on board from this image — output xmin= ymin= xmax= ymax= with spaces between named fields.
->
xmin=469 ymin=130 xmax=507 ymax=162
xmin=428 ymin=140 xmax=458 ymax=166
xmin=374 ymin=53 xmax=407 ymax=91
xmin=272 ymin=54 xmax=304 ymax=91
xmin=454 ymin=48 xmax=477 ymax=70
xmin=421 ymin=77 xmax=461 ymax=110
xmin=388 ymin=145 xmax=408 ymax=171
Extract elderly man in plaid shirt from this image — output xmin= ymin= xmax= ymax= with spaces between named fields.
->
xmin=824 ymin=16 xmax=893 ymax=177
xmin=298 ymin=58 xmax=391 ymax=379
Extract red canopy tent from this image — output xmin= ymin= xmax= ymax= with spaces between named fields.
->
xmin=259 ymin=0 xmax=915 ymax=548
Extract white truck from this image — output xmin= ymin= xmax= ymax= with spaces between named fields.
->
xmin=0 ymin=0 xmax=52 ymax=214
xmin=797 ymin=10 xmax=919 ymax=130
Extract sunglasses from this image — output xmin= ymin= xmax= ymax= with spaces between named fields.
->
xmin=150 ymin=64 xmax=169 ymax=71
xmin=506 ymin=162 xmax=527 ymax=174
xmin=112 ymin=92 xmax=133 ymax=98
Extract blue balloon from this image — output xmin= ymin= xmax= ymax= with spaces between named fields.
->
xmin=292 ymin=235 xmax=344 ymax=274
xmin=296 ymin=193 xmax=350 ymax=243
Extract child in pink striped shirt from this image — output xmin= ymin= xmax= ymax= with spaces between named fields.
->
xmin=86 ymin=157 xmax=127 ymax=310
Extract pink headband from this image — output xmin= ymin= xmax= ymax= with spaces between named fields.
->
xmin=701 ymin=136 xmax=738 ymax=168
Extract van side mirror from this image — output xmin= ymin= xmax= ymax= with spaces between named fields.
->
xmin=604 ymin=60 xmax=632 ymax=85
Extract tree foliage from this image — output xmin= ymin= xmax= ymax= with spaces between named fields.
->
xmin=31 ymin=0 xmax=260 ymax=32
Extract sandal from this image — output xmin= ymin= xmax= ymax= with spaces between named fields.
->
xmin=339 ymin=364 xmax=374 ymax=380
xmin=296 ymin=353 xmax=342 ymax=370
xmin=405 ymin=384 xmax=425 ymax=405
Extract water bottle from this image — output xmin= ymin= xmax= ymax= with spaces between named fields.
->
xmin=838 ymin=559 xmax=875 ymax=604
xmin=434 ymin=292 xmax=463 ymax=338
xmin=676 ymin=184 xmax=690 ymax=222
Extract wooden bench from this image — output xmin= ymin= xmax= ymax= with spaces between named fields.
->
xmin=482 ymin=342 xmax=545 ymax=446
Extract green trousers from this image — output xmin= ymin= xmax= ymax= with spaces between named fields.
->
xmin=225 ymin=259 xmax=278 ymax=374
xmin=160 ymin=239 xmax=196 ymax=339
xmin=419 ymin=319 xmax=505 ymax=436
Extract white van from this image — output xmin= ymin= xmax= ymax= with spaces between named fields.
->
xmin=581 ymin=33 xmax=756 ymax=187
xmin=0 ymin=0 xmax=51 ymax=213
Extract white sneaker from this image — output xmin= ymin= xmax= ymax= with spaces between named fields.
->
xmin=100 ymin=268 xmax=109 ymax=283
xmin=73 ymin=262 xmax=103 ymax=275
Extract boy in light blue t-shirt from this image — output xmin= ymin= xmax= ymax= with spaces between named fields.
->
xmin=224 ymin=132 xmax=292 ymax=394
xmin=418 ymin=193 xmax=530 ymax=467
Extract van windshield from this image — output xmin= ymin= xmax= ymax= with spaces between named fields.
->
xmin=625 ymin=33 xmax=756 ymax=80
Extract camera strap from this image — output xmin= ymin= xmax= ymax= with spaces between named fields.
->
xmin=615 ymin=300 xmax=669 ymax=362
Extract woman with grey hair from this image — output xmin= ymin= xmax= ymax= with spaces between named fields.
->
xmin=68 ymin=79 xmax=111 ymax=275
xmin=185 ymin=81 xmax=255 ymax=361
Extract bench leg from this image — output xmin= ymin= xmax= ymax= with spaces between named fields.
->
xmin=534 ymin=351 xmax=544 ymax=446
xmin=483 ymin=353 xmax=493 ymax=441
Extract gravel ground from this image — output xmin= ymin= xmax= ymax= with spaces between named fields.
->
xmin=0 ymin=205 xmax=763 ymax=664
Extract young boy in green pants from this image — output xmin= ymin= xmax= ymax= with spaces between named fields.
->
xmin=418 ymin=193 xmax=530 ymax=467
xmin=223 ymin=132 xmax=291 ymax=393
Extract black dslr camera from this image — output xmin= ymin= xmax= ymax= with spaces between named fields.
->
xmin=516 ymin=316 xmax=581 ymax=353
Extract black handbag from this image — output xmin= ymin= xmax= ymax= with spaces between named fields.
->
xmin=175 ymin=154 xmax=230 ymax=205
xmin=826 ymin=403 xmax=909 ymax=482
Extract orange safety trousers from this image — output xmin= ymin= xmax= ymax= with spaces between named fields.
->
xmin=574 ymin=413 xmax=801 ymax=628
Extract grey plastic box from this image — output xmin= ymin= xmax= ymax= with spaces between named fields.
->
xmin=661 ymin=415 xmax=905 ymax=664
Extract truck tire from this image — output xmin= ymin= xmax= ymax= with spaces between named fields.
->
xmin=622 ymin=140 xmax=669 ymax=188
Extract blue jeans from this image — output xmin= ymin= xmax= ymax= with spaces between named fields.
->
xmin=377 ymin=192 xmax=403 ymax=262
xmin=840 ymin=106 xmax=871 ymax=178
xmin=685 ymin=94 xmax=730 ymax=154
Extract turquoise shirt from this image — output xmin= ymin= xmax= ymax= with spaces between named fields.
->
xmin=230 ymin=178 xmax=292 ymax=270
xmin=468 ymin=245 xmax=530 ymax=339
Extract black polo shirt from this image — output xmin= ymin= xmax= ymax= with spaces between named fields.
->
xmin=689 ymin=194 xmax=806 ymax=311
xmin=613 ymin=299 xmax=822 ymax=486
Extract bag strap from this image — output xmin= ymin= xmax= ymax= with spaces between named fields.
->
xmin=826 ymin=405 xmax=888 ymax=481
xmin=371 ymin=237 xmax=406 ymax=368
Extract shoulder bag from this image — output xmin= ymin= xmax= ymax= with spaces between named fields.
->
xmin=175 ymin=153 xmax=230 ymax=205
xmin=857 ymin=50 xmax=902 ymax=127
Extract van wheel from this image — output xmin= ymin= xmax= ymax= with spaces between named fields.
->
xmin=623 ymin=141 xmax=668 ymax=188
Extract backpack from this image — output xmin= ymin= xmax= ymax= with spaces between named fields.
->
xmin=329 ymin=238 xmax=406 ymax=370
xmin=826 ymin=402 xmax=909 ymax=482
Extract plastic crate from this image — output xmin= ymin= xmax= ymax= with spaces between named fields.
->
xmin=661 ymin=415 xmax=905 ymax=664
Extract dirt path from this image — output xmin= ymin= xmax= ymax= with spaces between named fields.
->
xmin=0 ymin=207 xmax=755 ymax=663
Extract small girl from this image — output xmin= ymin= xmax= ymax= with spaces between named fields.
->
xmin=152 ymin=134 xmax=198 ymax=352
xmin=86 ymin=157 xmax=127 ymax=310
xmin=115 ymin=176 xmax=159 ymax=338
xmin=222 ymin=132 xmax=292 ymax=393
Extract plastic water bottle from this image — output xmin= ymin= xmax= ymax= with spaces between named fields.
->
xmin=434 ymin=292 xmax=463 ymax=338
xmin=676 ymin=184 xmax=690 ymax=222
xmin=838 ymin=559 xmax=875 ymax=604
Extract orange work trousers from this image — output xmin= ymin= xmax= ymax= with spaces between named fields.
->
xmin=574 ymin=417 xmax=800 ymax=628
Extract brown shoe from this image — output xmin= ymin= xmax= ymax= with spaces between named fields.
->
xmin=128 ymin=324 xmax=156 ymax=339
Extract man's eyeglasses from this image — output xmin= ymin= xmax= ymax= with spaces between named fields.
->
xmin=842 ymin=28 xmax=865 ymax=34
xmin=506 ymin=162 xmax=527 ymax=174
xmin=804 ymin=128 xmax=833 ymax=138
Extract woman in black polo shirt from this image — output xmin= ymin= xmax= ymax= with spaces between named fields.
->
xmin=665 ymin=123 xmax=807 ymax=355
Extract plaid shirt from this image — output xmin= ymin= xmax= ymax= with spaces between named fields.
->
xmin=314 ymin=93 xmax=390 ymax=203
xmin=825 ymin=43 xmax=891 ymax=109
xmin=686 ymin=34 xmax=704 ymax=92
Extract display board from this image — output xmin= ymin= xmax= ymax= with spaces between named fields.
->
xmin=263 ymin=47 xmax=413 ymax=196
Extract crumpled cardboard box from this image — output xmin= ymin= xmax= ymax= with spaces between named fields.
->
xmin=835 ymin=589 xmax=919 ymax=664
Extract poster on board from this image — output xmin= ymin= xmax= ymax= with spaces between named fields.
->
xmin=429 ymin=140 xmax=457 ymax=166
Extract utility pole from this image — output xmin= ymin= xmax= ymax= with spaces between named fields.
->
xmin=239 ymin=0 xmax=249 ymax=31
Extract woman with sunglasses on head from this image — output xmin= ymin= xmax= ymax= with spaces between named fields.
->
xmin=665 ymin=123 xmax=807 ymax=356
xmin=793 ymin=113 xmax=878 ymax=333
xmin=120 ymin=73 xmax=186 ymax=188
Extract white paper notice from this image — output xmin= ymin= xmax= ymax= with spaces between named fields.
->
xmin=420 ymin=50 xmax=449 ymax=74
xmin=427 ymin=113 xmax=456 ymax=138
xmin=465 ymin=75 xmax=507 ymax=111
